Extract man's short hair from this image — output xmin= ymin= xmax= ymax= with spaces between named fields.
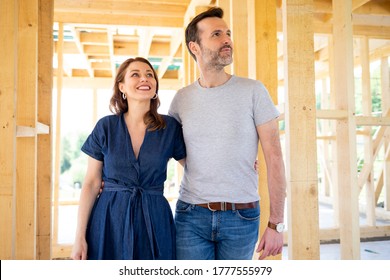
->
xmin=185 ymin=7 xmax=224 ymax=61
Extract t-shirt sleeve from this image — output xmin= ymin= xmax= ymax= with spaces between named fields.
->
xmin=253 ymin=81 xmax=280 ymax=126
xmin=168 ymin=91 xmax=182 ymax=124
xmin=81 ymin=118 xmax=106 ymax=161
xmin=171 ymin=118 xmax=186 ymax=161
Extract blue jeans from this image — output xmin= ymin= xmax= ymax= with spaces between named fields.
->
xmin=175 ymin=200 xmax=260 ymax=260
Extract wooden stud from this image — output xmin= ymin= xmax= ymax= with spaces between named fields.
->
xmin=230 ymin=0 xmax=248 ymax=77
xmin=251 ymin=0 xmax=281 ymax=260
xmin=53 ymin=22 xmax=64 ymax=247
xmin=332 ymin=0 xmax=360 ymax=259
xmin=216 ymin=0 xmax=232 ymax=75
xmin=327 ymin=35 xmax=340 ymax=228
xmin=381 ymin=57 xmax=390 ymax=212
xmin=360 ymin=36 xmax=376 ymax=226
xmin=282 ymin=0 xmax=320 ymax=259
xmin=0 ymin=0 xmax=17 ymax=260
xmin=36 ymin=0 xmax=54 ymax=260
xmin=15 ymin=0 xmax=38 ymax=259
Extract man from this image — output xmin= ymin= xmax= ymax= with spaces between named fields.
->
xmin=168 ymin=7 xmax=286 ymax=260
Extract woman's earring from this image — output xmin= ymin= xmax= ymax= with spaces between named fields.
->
xmin=122 ymin=92 xmax=126 ymax=100
xmin=152 ymin=93 xmax=158 ymax=100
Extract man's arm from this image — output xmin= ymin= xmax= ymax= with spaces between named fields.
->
xmin=255 ymin=118 xmax=287 ymax=259
xmin=257 ymin=118 xmax=286 ymax=223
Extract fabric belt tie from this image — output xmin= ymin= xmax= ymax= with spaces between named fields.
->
xmin=197 ymin=201 xmax=259 ymax=211
xmin=103 ymin=181 xmax=163 ymax=259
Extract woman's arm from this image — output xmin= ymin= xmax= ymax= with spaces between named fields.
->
xmin=71 ymin=156 xmax=103 ymax=260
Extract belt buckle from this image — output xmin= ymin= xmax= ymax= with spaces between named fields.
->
xmin=207 ymin=202 xmax=227 ymax=211
xmin=207 ymin=202 xmax=217 ymax=212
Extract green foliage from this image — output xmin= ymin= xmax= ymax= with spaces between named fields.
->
xmin=60 ymin=137 xmax=72 ymax=173
xmin=62 ymin=155 xmax=88 ymax=185
xmin=60 ymin=132 xmax=88 ymax=184
xmin=354 ymin=64 xmax=382 ymax=115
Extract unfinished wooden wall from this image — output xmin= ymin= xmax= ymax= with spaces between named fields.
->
xmin=1 ymin=0 xmax=389 ymax=260
xmin=0 ymin=0 xmax=53 ymax=260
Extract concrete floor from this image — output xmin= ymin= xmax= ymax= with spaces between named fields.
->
xmin=59 ymin=199 xmax=390 ymax=260
xmin=281 ymin=201 xmax=390 ymax=260
xmin=282 ymin=239 xmax=390 ymax=260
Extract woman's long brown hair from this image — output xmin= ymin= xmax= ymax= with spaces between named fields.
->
xmin=109 ymin=57 xmax=166 ymax=131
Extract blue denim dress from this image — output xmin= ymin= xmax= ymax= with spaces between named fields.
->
xmin=81 ymin=114 xmax=186 ymax=260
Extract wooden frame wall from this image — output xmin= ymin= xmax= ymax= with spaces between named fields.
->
xmin=1 ymin=0 xmax=389 ymax=260
xmin=0 ymin=0 xmax=53 ymax=260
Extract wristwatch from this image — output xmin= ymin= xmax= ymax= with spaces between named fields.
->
xmin=268 ymin=221 xmax=284 ymax=233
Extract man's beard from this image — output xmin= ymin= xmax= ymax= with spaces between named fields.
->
xmin=200 ymin=44 xmax=233 ymax=70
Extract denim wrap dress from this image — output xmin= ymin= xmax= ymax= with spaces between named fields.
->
xmin=81 ymin=114 xmax=186 ymax=260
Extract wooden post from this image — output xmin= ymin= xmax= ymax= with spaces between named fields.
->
xmin=15 ymin=0 xmax=39 ymax=259
xmin=321 ymin=78 xmax=331 ymax=197
xmin=37 ymin=0 xmax=54 ymax=260
xmin=332 ymin=0 xmax=360 ymax=259
xmin=327 ymin=35 xmax=340 ymax=227
xmin=282 ymin=0 xmax=320 ymax=259
xmin=250 ymin=0 xmax=281 ymax=260
xmin=0 ymin=0 xmax=18 ymax=260
xmin=230 ymin=0 xmax=248 ymax=77
xmin=53 ymin=22 xmax=64 ymax=246
xmin=216 ymin=0 xmax=232 ymax=74
xmin=360 ymin=36 xmax=375 ymax=226
xmin=381 ymin=57 xmax=390 ymax=212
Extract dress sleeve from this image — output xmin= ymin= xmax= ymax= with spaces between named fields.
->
xmin=172 ymin=118 xmax=186 ymax=161
xmin=81 ymin=118 xmax=106 ymax=161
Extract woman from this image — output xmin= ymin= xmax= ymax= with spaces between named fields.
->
xmin=71 ymin=57 xmax=186 ymax=260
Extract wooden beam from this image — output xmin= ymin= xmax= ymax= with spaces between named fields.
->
xmin=53 ymin=22 xmax=64 ymax=247
xmin=0 ymin=0 xmax=17 ymax=260
xmin=316 ymin=109 xmax=348 ymax=120
xmin=158 ymin=30 xmax=182 ymax=79
xmin=138 ymin=28 xmax=154 ymax=58
xmin=352 ymin=0 xmax=371 ymax=11
xmin=311 ymin=21 xmax=390 ymax=38
xmin=360 ymin=36 xmax=376 ymax=226
xmin=80 ymin=32 xmax=108 ymax=45
xmin=333 ymin=0 xmax=361 ymax=259
xmin=54 ymin=0 xmax=187 ymax=17
xmin=107 ymin=29 xmax=117 ymax=78
xmin=355 ymin=116 xmax=390 ymax=126
xmin=313 ymin=0 xmax=389 ymax=15
xmin=354 ymin=1 xmax=390 ymax=15
xmin=15 ymin=0 xmax=38 ymax=260
xmin=283 ymin=0 xmax=320 ymax=260
xmin=251 ymin=0 xmax=282 ymax=260
xmin=184 ymin=0 xmax=214 ymax=25
xmin=230 ymin=0 xmax=248 ymax=77
xmin=54 ymin=12 xmax=184 ymax=28
xmin=70 ymin=26 xmax=94 ymax=77
xmin=216 ymin=0 xmax=232 ymax=74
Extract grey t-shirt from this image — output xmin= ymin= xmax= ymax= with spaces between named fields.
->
xmin=168 ymin=75 xmax=279 ymax=204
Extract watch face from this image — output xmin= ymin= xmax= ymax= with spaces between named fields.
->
xmin=276 ymin=223 xmax=284 ymax=232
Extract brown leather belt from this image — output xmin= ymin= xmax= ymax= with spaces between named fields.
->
xmin=196 ymin=201 xmax=258 ymax=211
